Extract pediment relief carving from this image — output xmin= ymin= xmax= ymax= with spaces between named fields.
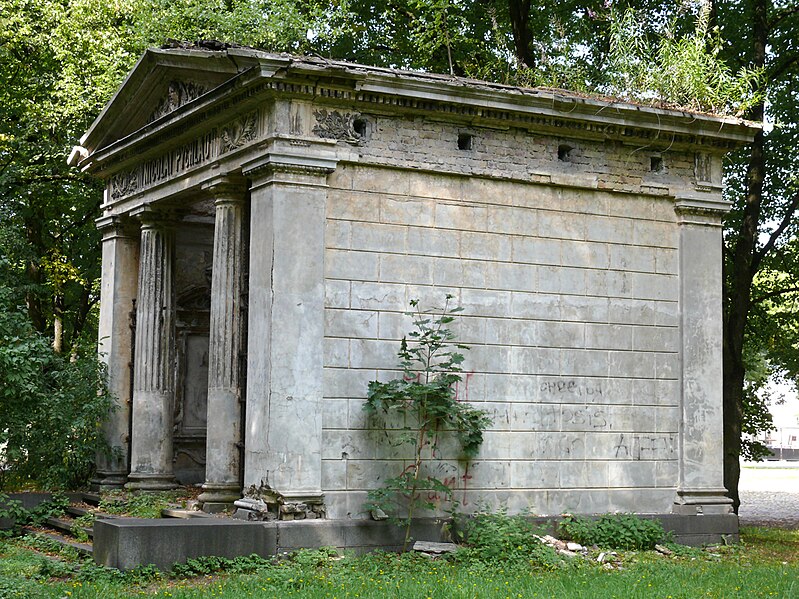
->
xmin=148 ymin=80 xmax=209 ymax=123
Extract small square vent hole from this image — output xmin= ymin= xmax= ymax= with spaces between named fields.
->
xmin=458 ymin=133 xmax=473 ymax=151
xmin=650 ymin=155 xmax=664 ymax=172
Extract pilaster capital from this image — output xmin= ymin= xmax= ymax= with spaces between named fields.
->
xmin=96 ymin=214 xmax=139 ymax=240
xmin=242 ymin=138 xmax=339 ymax=191
xmin=674 ymin=192 xmax=730 ymax=227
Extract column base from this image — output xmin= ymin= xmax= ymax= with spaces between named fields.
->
xmin=233 ymin=492 xmax=325 ymax=521
xmin=199 ymin=483 xmax=241 ymax=513
xmin=673 ymin=488 xmax=733 ymax=515
xmin=90 ymin=471 xmax=127 ymax=492
xmin=125 ymin=472 xmax=178 ymax=491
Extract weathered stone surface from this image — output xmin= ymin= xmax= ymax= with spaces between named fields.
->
xmin=127 ymin=213 xmax=178 ymax=491
xmin=199 ymin=178 xmax=247 ymax=508
xmin=80 ymin=48 xmax=755 ymax=539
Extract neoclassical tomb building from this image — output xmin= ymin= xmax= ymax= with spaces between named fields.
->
xmin=72 ymin=46 xmax=756 ymax=532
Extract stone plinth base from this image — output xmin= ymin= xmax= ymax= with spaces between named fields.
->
xmin=125 ymin=473 xmax=178 ymax=491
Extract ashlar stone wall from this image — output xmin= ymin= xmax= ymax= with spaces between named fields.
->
xmin=320 ymin=110 xmax=689 ymax=519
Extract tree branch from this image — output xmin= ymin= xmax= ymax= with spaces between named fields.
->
xmin=752 ymin=286 xmax=799 ymax=304
xmin=751 ymin=192 xmax=799 ymax=275
xmin=769 ymin=6 xmax=799 ymax=30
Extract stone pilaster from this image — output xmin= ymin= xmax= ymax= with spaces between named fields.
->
xmin=673 ymin=193 xmax=733 ymax=515
xmin=198 ymin=177 xmax=248 ymax=511
xmin=235 ymin=147 xmax=337 ymax=520
xmin=126 ymin=209 xmax=178 ymax=491
xmin=92 ymin=215 xmax=139 ymax=490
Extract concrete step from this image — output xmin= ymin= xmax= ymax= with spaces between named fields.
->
xmin=45 ymin=516 xmax=93 ymax=539
xmin=81 ymin=493 xmax=101 ymax=506
xmin=66 ymin=505 xmax=116 ymax=520
xmin=21 ymin=527 xmax=93 ymax=556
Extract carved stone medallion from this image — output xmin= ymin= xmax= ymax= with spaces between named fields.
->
xmin=312 ymin=109 xmax=364 ymax=145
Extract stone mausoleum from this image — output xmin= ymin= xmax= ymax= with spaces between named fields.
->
xmin=71 ymin=45 xmax=756 ymax=539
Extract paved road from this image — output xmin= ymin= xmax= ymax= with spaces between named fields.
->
xmin=738 ymin=462 xmax=799 ymax=528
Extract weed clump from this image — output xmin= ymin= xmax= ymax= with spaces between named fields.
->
xmin=560 ymin=513 xmax=666 ymax=550
xmin=454 ymin=510 xmax=561 ymax=569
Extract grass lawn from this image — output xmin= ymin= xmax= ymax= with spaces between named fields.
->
xmin=0 ymin=527 xmax=797 ymax=598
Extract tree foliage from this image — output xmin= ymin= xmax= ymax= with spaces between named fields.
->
xmin=1 ymin=0 xmax=797 ymax=506
xmin=0 ymin=287 xmax=113 ymax=490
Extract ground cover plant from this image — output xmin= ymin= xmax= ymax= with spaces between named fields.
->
xmin=0 ymin=525 xmax=797 ymax=598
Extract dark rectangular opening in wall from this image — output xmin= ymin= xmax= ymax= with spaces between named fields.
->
xmin=650 ymin=156 xmax=664 ymax=172
xmin=458 ymin=133 xmax=473 ymax=151
xmin=558 ymin=144 xmax=573 ymax=162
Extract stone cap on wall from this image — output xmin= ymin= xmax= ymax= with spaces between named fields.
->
xmin=73 ymin=46 xmax=759 ymax=175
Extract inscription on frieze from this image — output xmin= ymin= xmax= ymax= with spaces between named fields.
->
xmin=109 ymin=131 xmax=217 ymax=200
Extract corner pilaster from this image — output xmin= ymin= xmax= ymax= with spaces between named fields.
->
xmin=235 ymin=145 xmax=337 ymax=520
xmin=92 ymin=215 xmax=140 ymax=490
xmin=673 ymin=193 xmax=733 ymax=515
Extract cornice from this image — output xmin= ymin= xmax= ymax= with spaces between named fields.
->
xmin=78 ymin=49 xmax=760 ymax=179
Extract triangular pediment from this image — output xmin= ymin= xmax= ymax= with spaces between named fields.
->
xmin=80 ymin=49 xmax=245 ymax=154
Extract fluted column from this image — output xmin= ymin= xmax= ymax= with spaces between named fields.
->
xmin=92 ymin=215 xmax=139 ymax=490
xmin=199 ymin=177 xmax=247 ymax=511
xmin=673 ymin=193 xmax=733 ymax=515
xmin=126 ymin=209 xmax=178 ymax=491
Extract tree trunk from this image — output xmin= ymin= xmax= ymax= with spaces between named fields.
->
xmin=508 ymin=0 xmax=535 ymax=70
xmin=53 ymin=293 xmax=64 ymax=354
xmin=722 ymin=0 xmax=768 ymax=513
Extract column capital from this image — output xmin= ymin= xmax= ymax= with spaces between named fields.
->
xmin=201 ymin=175 xmax=248 ymax=203
xmin=129 ymin=204 xmax=181 ymax=227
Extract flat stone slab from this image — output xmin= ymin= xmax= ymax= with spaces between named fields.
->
xmin=94 ymin=518 xmax=276 ymax=571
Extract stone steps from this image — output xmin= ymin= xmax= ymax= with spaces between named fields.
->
xmin=25 ymin=493 xmax=203 ymax=558
xmin=20 ymin=526 xmax=93 ymax=556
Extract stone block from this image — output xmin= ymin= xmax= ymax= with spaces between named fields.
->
xmin=326 ymin=248 xmax=379 ymax=281
xmin=461 ymin=231 xmax=512 ymax=261
xmin=323 ymin=338 xmax=349 ymax=368
xmin=538 ymin=210 xmax=585 ymax=241
xmin=510 ymin=461 xmax=561 ymax=489
xmin=406 ymin=226 xmax=460 ymax=258
xmin=352 ymin=166 xmax=410 ymax=195
xmin=486 ymin=205 xmax=538 ymax=236
xmin=327 ymin=190 xmax=380 ymax=222
xmin=93 ymin=518 xmax=276 ymax=571
xmin=585 ymin=323 xmax=632 ymax=350
xmin=325 ymin=219 xmax=351 ymax=250
xmin=561 ymin=241 xmax=609 ymax=270
xmin=512 ymin=237 xmax=561 ymax=266
xmin=387 ymin=254 xmax=439 ymax=286
xmin=585 ymin=216 xmax=630 ymax=244
xmin=632 ymin=273 xmax=679 ymax=301
xmin=350 ymin=281 xmax=407 ymax=311
xmin=381 ymin=196 xmax=435 ymax=227
xmin=435 ymin=202 xmax=487 ymax=231
xmin=325 ymin=280 xmax=351 ymax=309
xmin=352 ymin=222 xmax=407 ymax=253
xmin=321 ymin=459 xmax=347 ymax=490
xmin=609 ymin=244 xmax=656 ymax=273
